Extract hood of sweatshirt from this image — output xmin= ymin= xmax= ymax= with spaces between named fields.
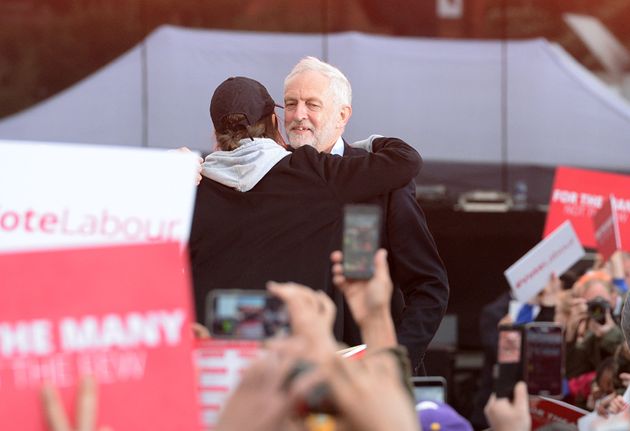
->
xmin=201 ymin=137 xmax=291 ymax=192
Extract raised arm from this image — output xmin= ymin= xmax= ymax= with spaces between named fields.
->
xmin=291 ymin=136 xmax=422 ymax=203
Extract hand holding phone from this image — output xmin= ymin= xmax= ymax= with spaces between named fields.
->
xmin=205 ymin=289 xmax=290 ymax=340
xmin=411 ymin=376 xmax=447 ymax=404
xmin=493 ymin=325 xmax=523 ymax=399
xmin=342 ymin=204 xmax=382 ymax=279
xmin=493 ymin=322 xmax=564 ymax=399
xmin=523 ymin=322 xmax=564 ymax=397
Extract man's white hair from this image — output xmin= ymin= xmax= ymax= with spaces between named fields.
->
xmin=284 ymin=56 xmax=352 ymax=107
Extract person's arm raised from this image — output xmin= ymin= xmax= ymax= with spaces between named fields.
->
xmin=293 ymin=136 xmax=422 ymax=203
xmin=330 ymin=248 xmax=397 ymax=351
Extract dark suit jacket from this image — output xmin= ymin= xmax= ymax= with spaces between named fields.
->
xmin=342 ymin=142 xmax=449 ymax=374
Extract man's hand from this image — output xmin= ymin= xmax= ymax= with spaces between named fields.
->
xmin=267 ymin=281 xmax=338 ymax=358
xmin=289 ymin=351 xmax=419 ymax=431
xmin=215 ymin=338 xmax=301 ymax=431
xmin=536 ymin=273 xmax=562 ymax=307
xmin=565 ymin=296 xmax=588 ymax=341
xmin=589 ymin=309 xmax=616 ymax=338
xmin=330 ymin=249 xmax=396 ymax=349
xmin=174 ymin=146 xmax=203 ymax=185
xmin=330 ymin=249 xmax=392 ymax=326
xmin=484 ymin=381 xmax=531 ymax=431
xmin=619 ymin=372 xmax=630 ymax=388
xmin=596 ymin=393 xmax=629 ymax=418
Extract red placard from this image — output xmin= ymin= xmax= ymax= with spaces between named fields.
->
xmin=592 ymin=196 xmax=622 ymax=261
xmin=194 ymin=339 xmax=262 ymax=430
xmin=0 ymin=242 xmax=199 ymax=431
xmin=544 ymin=167 xmax=630 ymax=249
xmin=529 ymin=396 xmax=587 ymax=429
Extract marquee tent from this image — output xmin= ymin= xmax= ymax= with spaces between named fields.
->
xmin=2 ymin=25 xmax=630 ymax=204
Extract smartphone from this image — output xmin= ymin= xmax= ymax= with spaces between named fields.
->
xmin=493 ymin=324 xmax=523 ymax=399
xmin=205 ymin=289 xmax=290 ymax=340
xmin=523 ymin=322 xmax=564 ymax=398
xmin=411 ymin=376 xmax=447 ymax=404
xmin=342 ymin=204 xmax=382 ymax=279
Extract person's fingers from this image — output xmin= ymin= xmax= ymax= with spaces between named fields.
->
xmin=330 ymin=250 xmax=343 ymax=265
xmin=619 ymin=372 xmax=630 ymax=385
xmin=239 ymin=342 xmax=297 ymax=392
xmin=372 ymin=249 xmax=389 ymax=278
xmin=314 ymin=290 xmax=335 ymax=318
xmin=76 ymin=376 xmax=97 ymax=431
xmin=512 ymin=381 xmax=529 ymax=412
xmin=265 ymin=335 xmax=308 ymax=361
xmin=331 ymin=262 xmax=344 ymax=277
xmin=192 ymin=322 xmax=210 ymax=339
xmin=332 ymin=272 xmax=347 ymax=290
xmin=41 ymin=383 xmax=72 ymax=431
xmin=267 ymin=281 xmax=313 ymax=317
xmin=609 ymin=395 xmax=628 ymax=414
xmin=597 ymin=400 xmax=610 ymax=418
xmin=605 ymin=309 xmax=615 ymax=325
xmin=483 ymin=392 xmax=498 ymax=418
xmin=267 ymin=281 xmax=314 ymax=305
xmin=287 ymin=362 xmax=327 ymax=401
xmin=487 ymin=392 xmax=496 ymax=405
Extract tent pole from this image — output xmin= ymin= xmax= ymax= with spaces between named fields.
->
xmin=500 ymin=0 xmax=509 ymax=194
xmin=322 ymin=0 xmax=329 ymax=62
xmin=141 ymin=40 xmax=149 ymax=148
xmin=140 ymin=0 xmax=149 ymax=148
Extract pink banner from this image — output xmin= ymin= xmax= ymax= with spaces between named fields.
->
xmin=0 ymin=242 xmax=199 ymax=431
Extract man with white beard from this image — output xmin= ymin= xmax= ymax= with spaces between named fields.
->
xmin=283 ymin=57 xmax=449 ymax=374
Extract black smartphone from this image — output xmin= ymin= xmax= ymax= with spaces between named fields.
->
xmin=410 ymin=376 xmax=447 ymax=404
xmin=205 ymin=289 xmax=290 ymax=340
xmin=523 ymin=322 xmax=564 ymax=398
xmin=342 ymin=204 xmax=382 ymax=279
xmin=493 ymin=324 xmax=523 ymax=399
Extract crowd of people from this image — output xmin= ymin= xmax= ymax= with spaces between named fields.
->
xmin=38 ymin=54 xmax=630 ymax=431
xmin=472 ymin=250 xmax=630 ymax=429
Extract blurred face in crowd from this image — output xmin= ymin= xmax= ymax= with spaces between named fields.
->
xmin=597 ymin=366 xmax=615 ymax=395
xmin=283 ymin=70 xmax=349 ymax=153
xmin=582 ymin=280 xmax=616 ymax=309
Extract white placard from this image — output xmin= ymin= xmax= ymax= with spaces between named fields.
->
xmin=504 ymin=220 xmax=585 ymax=302
xmin=0 ymin=139 xmax=200 ymax=252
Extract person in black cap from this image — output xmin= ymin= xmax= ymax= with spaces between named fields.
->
xmin=188 ymin=76 xmax=423 ymax=326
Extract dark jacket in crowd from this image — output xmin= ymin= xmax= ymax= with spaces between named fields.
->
xmin=189 ymin=136 xmax=422 ymax=327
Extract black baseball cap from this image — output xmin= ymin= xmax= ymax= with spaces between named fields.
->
xmin=210 ymin=76 xmax=282 ymax=133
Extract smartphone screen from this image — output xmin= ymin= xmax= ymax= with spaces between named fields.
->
xmin=411 ymin=376 xmax=447 ymax=404
xmin=205 ymin=290 xmax=290 ymax=340
xmin=494 ymin=325 xmax=523 ymax=399
xmin=523 ymin=322 xmax=564 ymax=397
xmin=342 ymin=204 xmax=382 ymax=279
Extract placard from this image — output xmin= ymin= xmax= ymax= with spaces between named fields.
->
xmin=505 ymin=221 xmax=584 ymax=302
xmin=544 ymin=166 xmax=630 ymax=248
xmin=195 ymin=339 xmax=262 ymax=429
xmin=0 ymin=139 xmax=199 ymax=252
xmin=530 ymin=396 xmax=587 ymax=429
xmin=592 ymin=195 xmax=622 ymax=261
xmin=0 ymin=242 xmax=200 ymax=431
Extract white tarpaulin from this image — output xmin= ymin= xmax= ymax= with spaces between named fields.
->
xmin=1 ymin=25 xmax=629 ymax=196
